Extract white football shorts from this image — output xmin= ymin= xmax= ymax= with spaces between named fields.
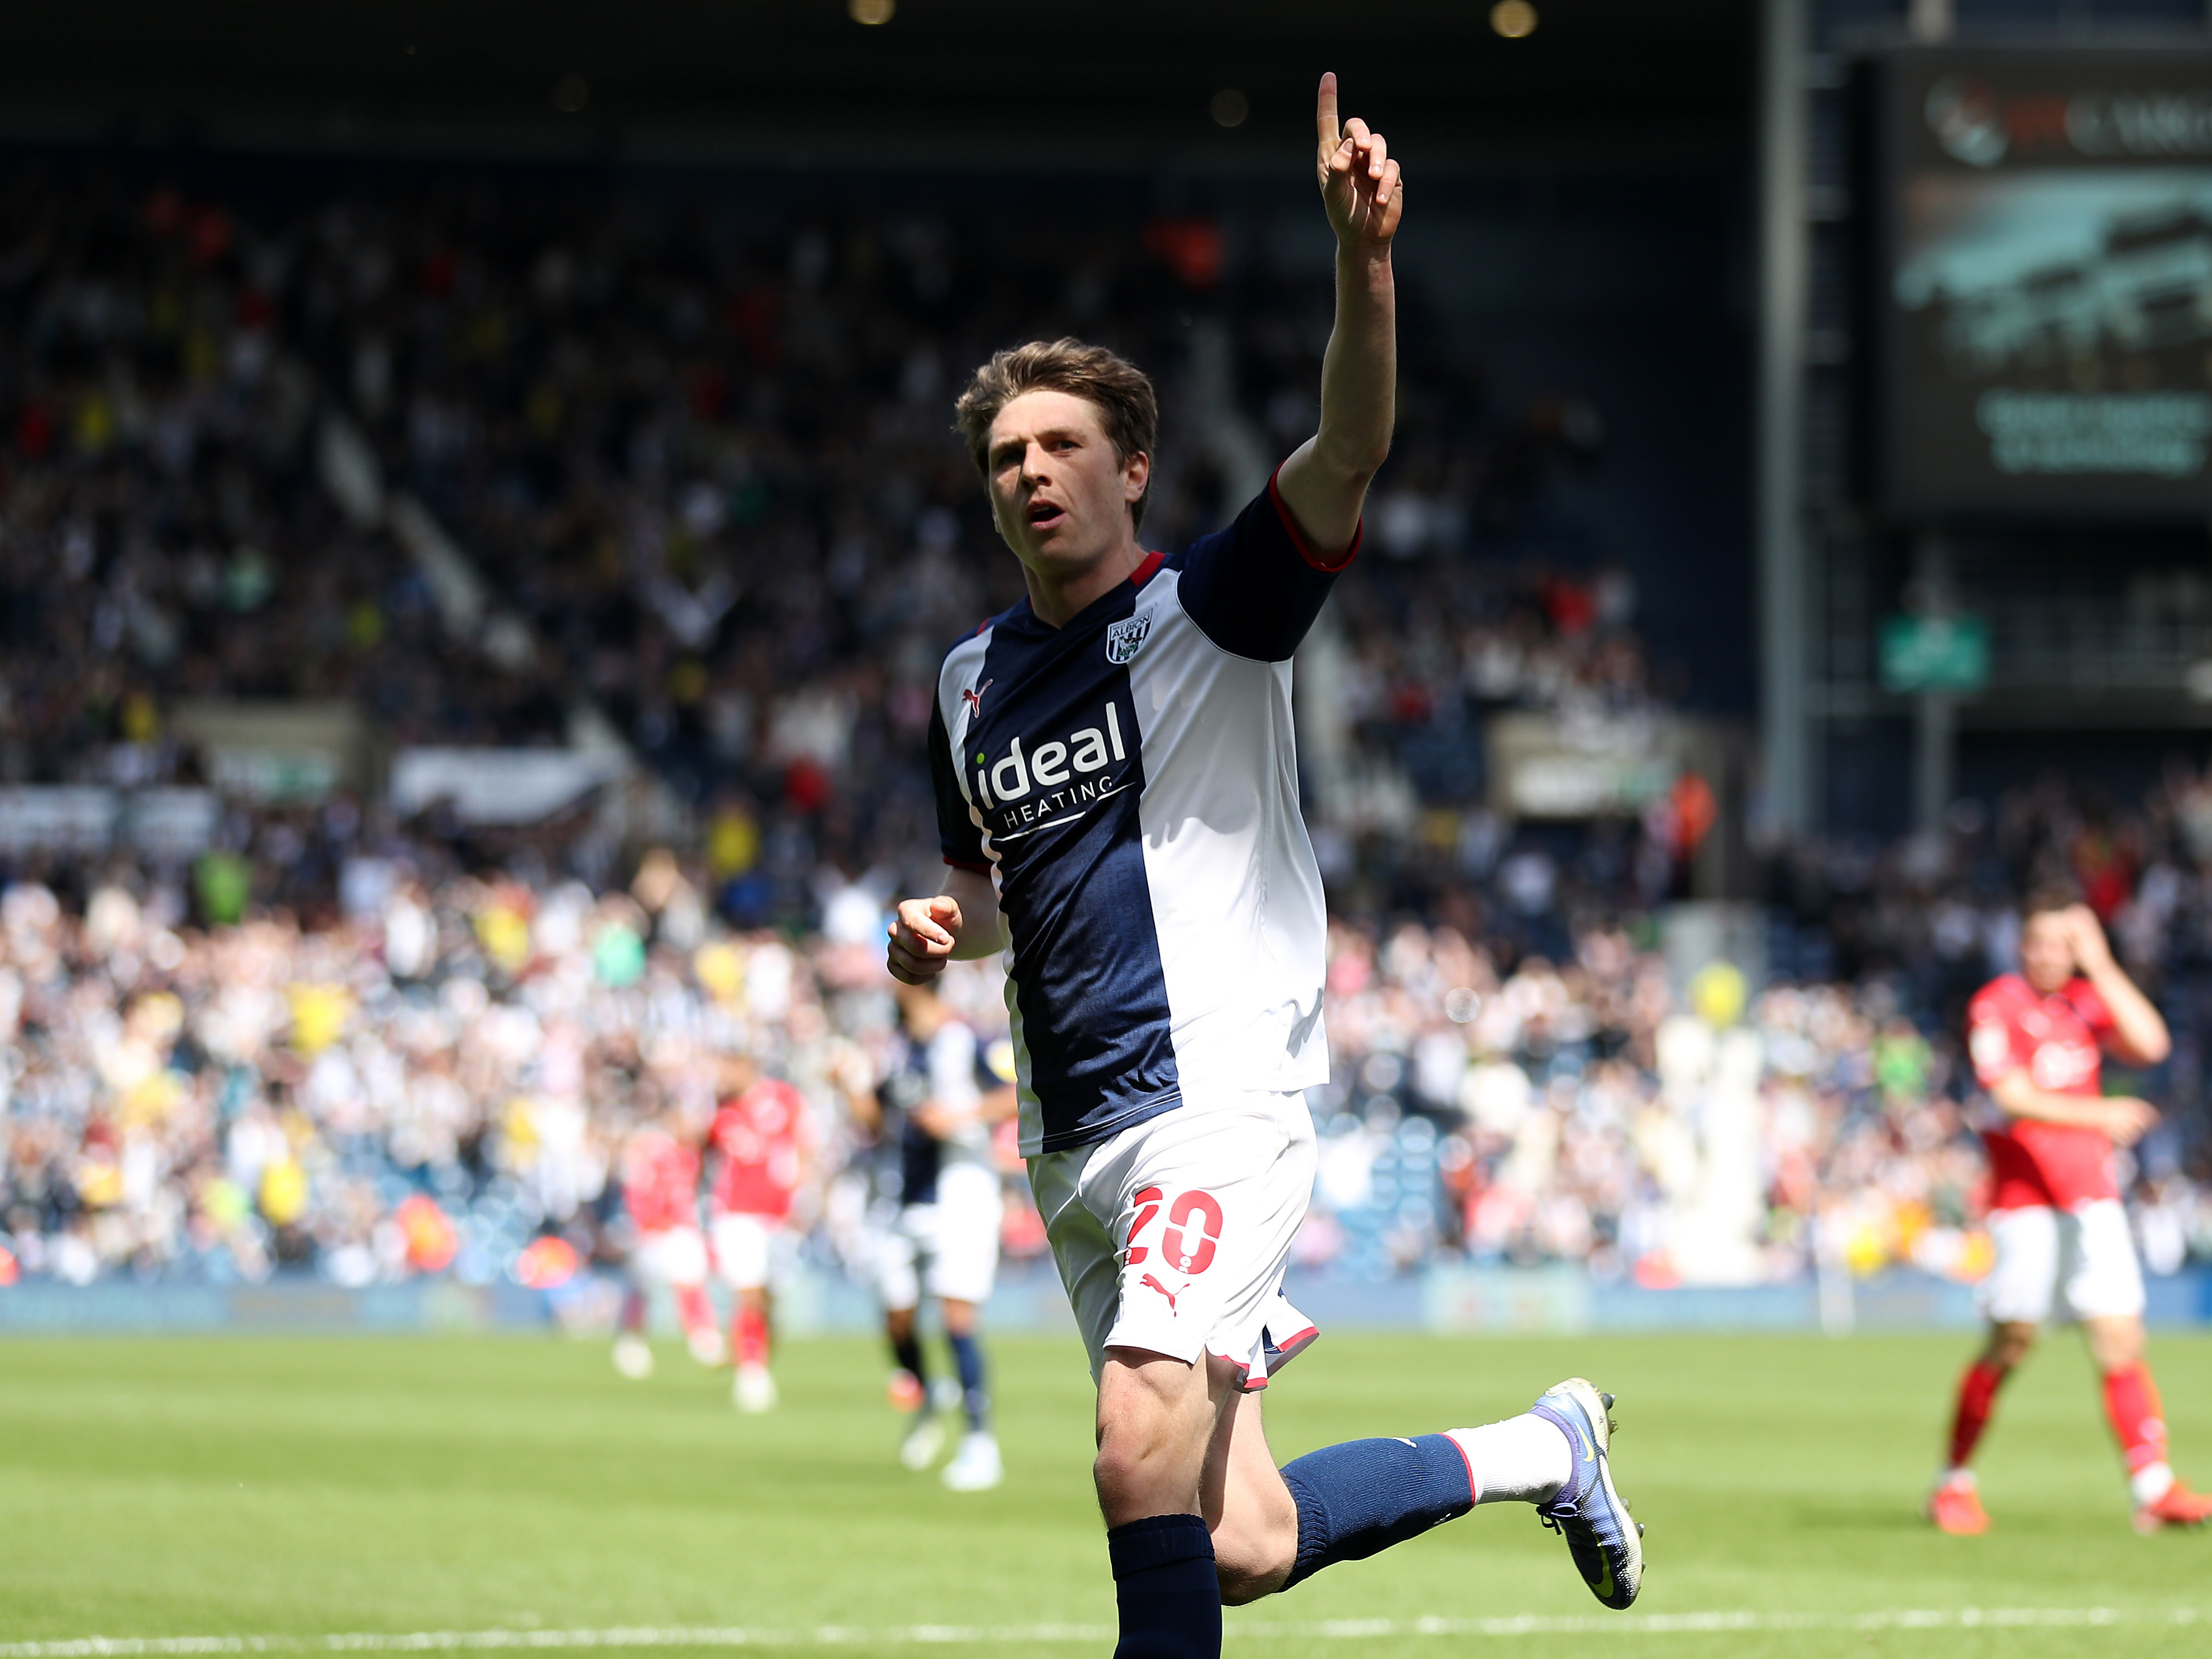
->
xmin=631 ymin=1223 xmax=709 ymax=1289
xmin=710 ymin=1212 xmax=794 ymax=1292
xmin=1981 ymin=1200 xmax=2145 ymax=1325
xmin=1028 ymin=1087 xmax=1319 ymax=1393
xmin=877 ymin=1161 xmax=1004 ymax=1310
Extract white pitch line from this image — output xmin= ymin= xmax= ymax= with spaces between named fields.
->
xmin=0 ymin=1608 xmax=2201 ymax=1656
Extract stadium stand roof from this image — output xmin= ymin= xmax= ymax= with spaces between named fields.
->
xmin=1 ymin=0 xmax=1753 ymax=169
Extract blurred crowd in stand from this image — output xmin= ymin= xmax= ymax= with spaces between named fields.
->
xmin=3 ymin=163 xmax=2211 ymax=1293
xmin=0 ymin=844 xmax=1017 ymax=1292
xmin=0 ymin=167 xmax=1647 ymax=915
xmin=6 ymin=768 xmax=2212 ymax=1294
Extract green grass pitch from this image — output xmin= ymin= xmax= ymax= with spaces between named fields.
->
xmin=2 ymin=1328 xmax=2208 ymax=1656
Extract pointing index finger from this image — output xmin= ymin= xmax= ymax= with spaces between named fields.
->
xmin=1317 ymin=71 xmax=1340 ymax=149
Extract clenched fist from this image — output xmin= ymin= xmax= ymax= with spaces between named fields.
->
xmin=887 ymin=894 xmax=962 ymax=984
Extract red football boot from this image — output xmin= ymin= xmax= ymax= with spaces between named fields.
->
xmin=1925 ymin=1478 xmax=1991 ymax=1535
xmin=2134 ymin=1481 xmax=2212 ymax=1534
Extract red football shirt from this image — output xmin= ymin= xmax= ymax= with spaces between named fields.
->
xmin=708 ymin=1079 xmax=808 ymax=1222
xmin=622 ymin=1128 xmax=701 ymax=1232
xmin=1966 ymin=972 xmax=2119 ymax=1210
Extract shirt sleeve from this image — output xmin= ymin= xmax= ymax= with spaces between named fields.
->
xmin=1168 ymin=465 xmax=1361 ymax=663
xmin=928 ymin=698 xmax=989 ymax=872
xmin=926 ymin=1023 xmax=982 ymax=1114
xmin=1966 ymin=987 xmax=2021 ymax=1086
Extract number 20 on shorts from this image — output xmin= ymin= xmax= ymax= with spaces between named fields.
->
xmin=1125 ymin=1186 xmax=1224 ymax=1275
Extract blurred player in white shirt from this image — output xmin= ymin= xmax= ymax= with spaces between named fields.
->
xmin=854 ymin=980 xmax=1017 ymax=1489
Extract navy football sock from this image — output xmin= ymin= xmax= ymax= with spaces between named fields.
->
xmin=948 ymin=1330 xmax=989 ymax=1432
xmin=1107 ymin=1513 xmax=1219 ymax=1658
xmin=891 ymin=1331 xmax=928 ymax=1399
xmin=1277 ymin=1435 xmax=1475 ymax=1590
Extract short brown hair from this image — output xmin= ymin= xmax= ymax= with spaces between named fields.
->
xmin=954 ymin=339 xmax=1159 ymax=531
xmin=2022 ymin=878 xmax=2083 ymax=920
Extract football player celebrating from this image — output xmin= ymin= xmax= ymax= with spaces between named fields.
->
xmin=1930 ymin=887 xmax=2212 ymax=1534
xmin=707 ymin=1052 xmax=816 ymax=1413
xmin=889 ymin=75 xmax=1640 ymax=1659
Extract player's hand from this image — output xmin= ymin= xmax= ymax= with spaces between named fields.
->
xmin=825 ymin=1038 xmax=875 ymax=1097
xmin=1317 ymin=72 xmax=1403 ymax=255
xmin=2093 ymin=1096 xmax=2159 ymax=1146
xmin=913 ymin=1101 xmax=967 ymax=1141
xmin=887 ymin=895 xmax=960 ymax=983
xmin=2062 ymin=904 xmax=2117 ymax=975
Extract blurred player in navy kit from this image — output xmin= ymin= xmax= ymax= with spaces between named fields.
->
xmin=850 ymin=979 xmax=1017 ymax=1489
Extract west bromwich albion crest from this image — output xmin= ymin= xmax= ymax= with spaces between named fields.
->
xmin=1105 ymin=613 xmax=1153 ymax=665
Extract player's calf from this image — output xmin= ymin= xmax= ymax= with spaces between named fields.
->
xmin=1275 ymin=1433 xmax=1476 ymax=1590
xmin=1108 ymin=1514 xmax=1219 ymax=1659
xmin=1267 ymin=1378 xmax=1641 ymax=1611
xmin=1094 ymin=1350 xmax=1244 ymax=1658
xmin=940 ymin=1315 xmax=1000 ymax=1491
xmin=1204 ymin=1391 xmax=1297 ymax=1604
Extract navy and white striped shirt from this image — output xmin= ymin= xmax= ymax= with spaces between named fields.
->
xmin=928 ymin=475 xmax=1358 ymax=1155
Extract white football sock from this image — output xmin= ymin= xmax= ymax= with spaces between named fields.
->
xmin=1935 ymin=1467 xmax=1975 ymax=1490
xmin=1447 ymin=1414 xmax=1573 ymax=1505
xmin=2131 ymin=1461 xmax=2175 ymax=1506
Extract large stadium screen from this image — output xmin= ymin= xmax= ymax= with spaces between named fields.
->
xmin=1876 ymin=48 xmax=2212 ymax=520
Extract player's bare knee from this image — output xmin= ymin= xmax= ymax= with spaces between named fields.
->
xmin=2085 ymin=1315 xmax=2144 ymax=1372
xmin=1092 ymin=1410 xmax=1164 ymax=1504
xmin=1215 ymin=1556 xmax=1290 ymax=1607
xmin=1210 ymin=1510 xmax=1295 ymax=1604
xmin=1986 ymin=1321 xmax=2038 ymax=1368
xmin=1091 ymin=1432 xmax=1141 ymax=1493
xmin=1092 ymin=1436 xmax=1176 ymax=1524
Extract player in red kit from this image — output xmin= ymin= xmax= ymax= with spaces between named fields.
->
xmin=708 ymin=1054 xmax=815 ymax=1413
xmin=612 ymin=1114 xmax=723 ymax=1378
xmin=1929 ymin=886 xmax=2212 ymax=1535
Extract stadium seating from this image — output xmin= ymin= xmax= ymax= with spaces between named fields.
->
xmin=1 ymin=165 xmax=2206 ymax=1292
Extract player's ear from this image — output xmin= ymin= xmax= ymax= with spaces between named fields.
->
xmin=1122 ymin=449 xmax=1149 ymax=503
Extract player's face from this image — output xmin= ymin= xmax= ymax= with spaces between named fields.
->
xmin=984 ymin=390 xmax=1148 ymax=577
xmin=2020 ymin=910 xmax=2077 ymax=993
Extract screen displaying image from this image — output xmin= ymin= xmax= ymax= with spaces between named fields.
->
xmin=1878 ymin=51 xmax=2212 ymax=519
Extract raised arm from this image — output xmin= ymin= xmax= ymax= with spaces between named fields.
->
xmin=1275 ymin=72 xmax=1402 ymax=558
xmin=2066 ymin=904 xmax=2171 ymax=1066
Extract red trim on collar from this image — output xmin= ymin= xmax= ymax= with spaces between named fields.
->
xmin=1130 ymin=549 xmax=1165 ymax=588
xmin=1267 ymin=463 xmax=1362 ymax=572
